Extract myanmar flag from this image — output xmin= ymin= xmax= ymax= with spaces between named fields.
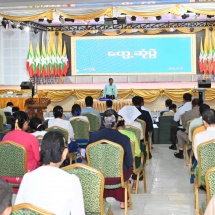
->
xmin=26 ymin=42 xmax=36 ymax=77
xmin=212 ymin=31 xmax=215 ymax=74
xmin=41 ymin=44 xmax=48 ymax=77
xmin=62 ymin=41 xmax=69 ymax=75
xmin=51 ymin=44 xmax=57 ymax=76
xmin=47 ymin=43 xmax=53 ymax=76
xmin=56 ymin=43 xmax=63 ymax=76
xmin=198 ymin=38 xmax=204 ymax=73
xmin=208 ymin=38 xmax=213 ymax=74
xmin=35 ymin=43 xmax=42 ymax=76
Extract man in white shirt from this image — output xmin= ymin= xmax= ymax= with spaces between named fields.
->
xmin=48 ymin=106 xmax=74 ymax=143
xmin=169 ymin=93 xmax=192 ymax=150
xmin=15 ymin=131 xmax=85 ymax=215
xmin=194 ymin=109 xmax=215 ymax=161
xmin=3 ymin=102 xmax=13 ymax=115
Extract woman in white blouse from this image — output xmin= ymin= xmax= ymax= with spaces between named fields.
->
xmin=69 ymin=104 xmax=89 ymax=123
xmin=15 ymin=131 xmax=85 ymax=215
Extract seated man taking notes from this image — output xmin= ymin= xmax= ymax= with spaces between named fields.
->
xmin=103 ymin=78 xmax=117 ymax=99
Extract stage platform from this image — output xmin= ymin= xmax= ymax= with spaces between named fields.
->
xmin=1 ymin=82 xmax=214 ymax=90
xmin=1 ymin=82 xmax=215 ymax=111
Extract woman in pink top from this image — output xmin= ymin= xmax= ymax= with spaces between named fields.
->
xmin=1 ymin=111 xmax=40 ymax=193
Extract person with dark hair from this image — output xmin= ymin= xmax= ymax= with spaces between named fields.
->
xmin=194 ymin=109 xmax=215 ymax=160
xmin=89 ymin=109 xmax=133 ymax=209
xmin=81 ymin=96 xmax=101 ymax=127
xmin=169 ymin=93 xmax=192 ymax=150
xmin=12 ymin=106 xmax=19 ymax=114
xmin=48 ymin=106 xmax=74 ymax=143
xmin=106 ymin=100 xmax=113 ymax=110
xmin=15 ymin=131 xmax=85 ymax=215
xmin=174 ymin=98 xmax=201 ymax=159
xmin=3 ymin=102 xmax=13 ymax=115
xmin=160 ymin=99 xmax=173 ymax=115
xmin=188 ymin=104 xmax=210 ymax=142
xmin=103 ymin=78 xmax=118 ymax=99
xmin=0 ymin=179 xmax=13 ymax=215
xmin=29 ymin=117 xmax=47 ymax=137
xmin=1 ymin=111 xmax=40 ymax=192
xmin=116 ymin=115 xmax=141 ymax=191
xmin=163 ymin=104 xmax=177 ymax=116
xmin=69 ymin=104 xmax=89 ymax=123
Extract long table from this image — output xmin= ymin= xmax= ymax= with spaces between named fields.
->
xmin=74 ymin=99 xmax=132 ymax=113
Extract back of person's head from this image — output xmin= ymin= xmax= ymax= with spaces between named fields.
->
xmin=85 ymin=96 xmax=93 ymax=107
xmin=116 ymin=115 xmax=125 ymax=128
xmin=202 ymin=109 xmax=215 ymax=125
xmin=169 ymin=104 xmax=177 ymax=110
xmin=12 ymin=106 xmax=19 ymax=113
xmin=165 ymin=99 xmax=172 ymax=107
xmin=192 ymin=98 xmax=200 ymax=107
xmin=6 ymin=102 xmax=13 ymax=107
xmin=132 ymin=96 xmax=143 ymax=106
xmin=199 ymin=104 xmax=210 ymax=116
xmin=29 ymin=117 xmax=44 ymax=131
xmin=71 ymin=104 xmax=81 ymax=116
xmin=103 ymin=109 xmax=118 ymax=128
xmin=106 ymin=100 xmax=113 ymax=108
xmin=53 ymin=106 xmax=63 ymax=118
xmin=12 ymin=111 xmax=28 ymax=130
xmin=40 ymin=131 xmax=67 ymax=165
xmin=183 ymin=93 xmax=192 ymax=102
xmin=0 ymin=179 xmax=12 ymax=215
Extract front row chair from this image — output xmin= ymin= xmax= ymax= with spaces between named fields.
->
xmin=82 ymin=112 xmax=99 ymax=132
xmin=199 ymin=167 xmax=215 ymax=214
xmin=0 ymin=115 xmax=10 ymax=135
xmin=194 ymin=139 xmax=215 ymax=212
xmin=12 ymin=203 xmax=54 ymax=215
xmin=130 ymin=141 xmax=146 ymax=194
xmin=0 ymin=141 xmax=27 ymax=189
xmin=86 ymin=139 xmax=132 ymax=215
xmin=62 ymin=163 xmax=113 ymax=215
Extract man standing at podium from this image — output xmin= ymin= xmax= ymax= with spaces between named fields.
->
xmin=103 ymin=78 xmax=118 ymax=100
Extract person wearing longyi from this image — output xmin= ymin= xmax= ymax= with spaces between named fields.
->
xmin=103 ymin=78 xmax=118 ymax=99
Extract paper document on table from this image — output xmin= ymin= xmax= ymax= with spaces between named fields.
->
xmin=153 ymin=124 xmax=158 ymax=128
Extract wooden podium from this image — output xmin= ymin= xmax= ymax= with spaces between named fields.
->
xmin=25 ymin=98 xmax=51 ymax=119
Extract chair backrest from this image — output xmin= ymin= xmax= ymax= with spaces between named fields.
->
xmin=206 ymin=167 xmax=215 ymax=204
xmin=135 ymin=118 xmax=146 ymax=141
xmin=197 ymin=139 xmax=215 ymax=186
xmin=12 ymin=203 xmax=54 ymax=215
xmin=70 ymin=119 xmax=89 ymax=140
xmin=158 ymin=116 xmax=177 ymax=144
xmin=186 ymin=119 xmax=193 ymax=131
xmin=62 ymin=163 xmax=105 ymax=214
xmin=45 ymin=126 xmax=69 ymax=144
xmin=125 ymin=125 xmax=141 ymax=144
xmin=86 ymin=139 xmax=125 ymax=186
xmin=0 ymin=141 xmax=27 ymax=177
xmin=82 ymin=112 xmax=99 ymax=132
xmin=6 ymin=116 xmax=12 ymax=125
xmin=0 ymin=115 xmax=4 ymax=131
xmin=130 ymin=140 xmax=137 ymax=172
xmin=35 ymin=135 xmax=44 ymax=145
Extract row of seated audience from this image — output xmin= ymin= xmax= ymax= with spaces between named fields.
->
xmin=3 ymin=94 xmax=215 ymax=214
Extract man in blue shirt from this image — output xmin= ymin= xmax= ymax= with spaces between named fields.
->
xmin=103 ymin=78 xmax=118 ymax=100
xmin=81 ymin=96 xmax=101 ymax=127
